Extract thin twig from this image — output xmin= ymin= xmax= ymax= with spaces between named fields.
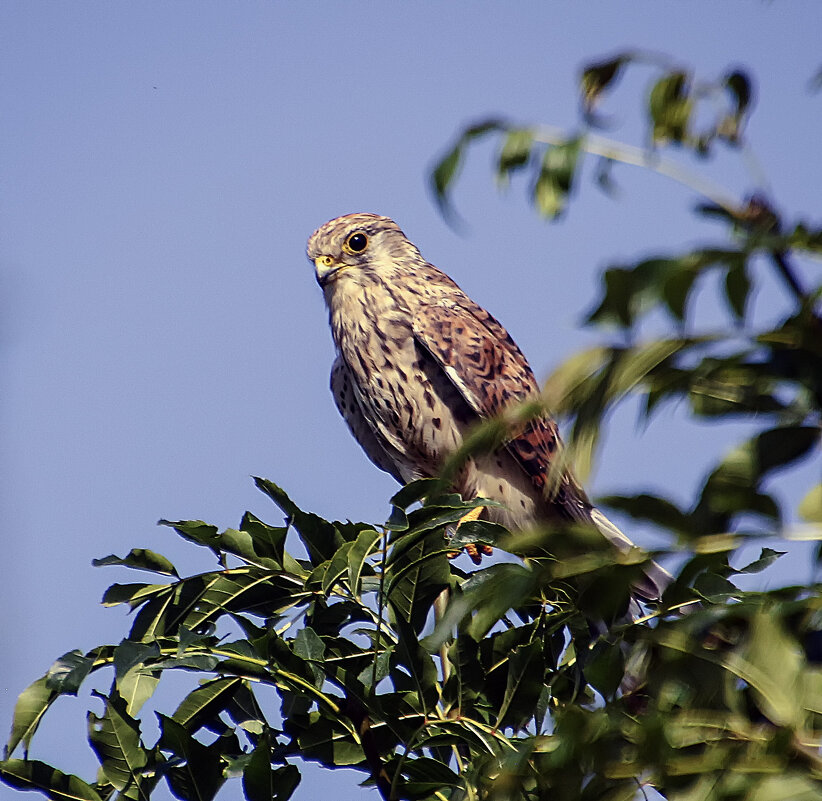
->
xmin=533 ymin=124 xmax=741 ymax=214
xmin=771 ymin=249 xmax=807 ymax=303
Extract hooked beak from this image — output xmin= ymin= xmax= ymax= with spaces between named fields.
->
xmin=314 ymin=255 xmax=345 ymax=287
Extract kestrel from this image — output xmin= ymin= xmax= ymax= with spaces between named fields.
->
xmin=308 ymin=213 xmax=669 ymax=602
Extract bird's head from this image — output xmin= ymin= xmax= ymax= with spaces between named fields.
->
xmin=307 ymin=213 xmax=422 ymax=288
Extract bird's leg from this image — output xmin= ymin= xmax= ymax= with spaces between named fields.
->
xmin=447 ymin=505 xmax=494 ymax=564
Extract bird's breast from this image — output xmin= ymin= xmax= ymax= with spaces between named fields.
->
xmin=326 ymin=279 xmax=469 ymax=471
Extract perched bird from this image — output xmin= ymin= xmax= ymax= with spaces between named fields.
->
xmin=308 ymin=213 xmax=669 ymax=602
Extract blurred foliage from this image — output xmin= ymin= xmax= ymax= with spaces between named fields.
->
xmin=3 ymin=54 xmax=822 ymax=801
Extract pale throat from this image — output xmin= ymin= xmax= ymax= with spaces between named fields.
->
xmin=327 ymin=270 xmax=414 ymax=353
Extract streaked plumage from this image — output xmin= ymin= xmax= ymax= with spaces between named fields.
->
xmin=308 ymin=213 xmax=668 ymax=601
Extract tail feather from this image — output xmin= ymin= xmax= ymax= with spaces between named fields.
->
xmin=589 ymin=507 xmax=672 ymax=604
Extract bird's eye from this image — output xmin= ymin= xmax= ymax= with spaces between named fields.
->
xmin=344 ymin=232 xmax=369 ymax=254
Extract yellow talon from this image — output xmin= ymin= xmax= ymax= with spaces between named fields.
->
xmin=449 ymin=505 xmax=493 ymax=564
xmin=457 ymin=505 xmax=484 ymax=526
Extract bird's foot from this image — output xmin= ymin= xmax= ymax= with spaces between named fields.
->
xmin=447 ymin=506 xmax=494 ymax=565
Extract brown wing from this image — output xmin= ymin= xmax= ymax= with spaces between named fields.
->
xmin=411 ymin=298 xmax=592 ymax=522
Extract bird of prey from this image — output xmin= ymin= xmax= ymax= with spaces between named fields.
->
xmin=308 ymin=213 xmax=669 ymax=602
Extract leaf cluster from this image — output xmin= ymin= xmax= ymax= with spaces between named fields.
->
xmin=431 ymin=53 xmax=759 ymax=220
xmin=5 ymin=465 xmax=822 ymax=801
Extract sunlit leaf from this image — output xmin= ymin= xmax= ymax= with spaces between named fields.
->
xmin=0 ymin=759 xmax=103 ymax=801
xmin=347 ymin=527 xmax=382 ymax=597
xmin=4 ymin=676 xmax=57 ymax=759
xmin=497 ymin=128 xmax=534 ymax=184
xmin=113 ymin=640 xmax=161 ymax=716
xmin=87 ymin=692 xmax=158 ymax=798
xmin=799 ymin=484 xmax=822 ymax=523
xmin=44 ymin=650 xmax=95 ymax=696
xmin=648 ymin=70 xmax=692 ymax=144
xmin=93 ymin=549 xmax=179 ymax=577
xmin=533 ymin=137 xmax=582 ymax=219
xmin=172 ymin=677 xmax=244 ymax=733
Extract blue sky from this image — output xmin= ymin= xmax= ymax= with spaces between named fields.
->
xmin=2 ymin=4 xmax=820 ymax=799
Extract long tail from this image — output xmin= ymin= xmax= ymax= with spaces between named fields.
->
xmin=589 ymin=507 xmax=672 ymax=604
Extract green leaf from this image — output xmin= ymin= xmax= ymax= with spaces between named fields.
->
xmin=254 ymin=478 xmax=347 ymax=565
xmin=585 ymin=640 xmax=625 ymax=699
xmin=586 ymin=267 xmax=635 ymax=328
xmin=737 ymin=548 xmax=785 ymax=575
xmin=447 ymin=519 xmax=507 ymax=549
xmin=695 ymin=426 xmax=819 ymax=530
xmin=719 ymin=69 xmax=753 ymax=143
xmin=495 ymin=640 xmax=545 ymax=730
xmin=431 ymin=142 xmax=462 ymax=212
xmin=113 ymin=640 xmax=161 ymax=717
xmin=4 ymin=676 xmax=57 ymax=759
xmin=243 ymin=734 xmax=300 ymax=801
xmin=44 ymin=650 xmax=95 ymax=696
xmin=158 ymin=519 xmax=220 ymax=550
xmin=357 ymin=646 xmax=393 ymax=690
xmin=648 ymin=71 xmax=692 ymax=144
xmin=172 ymin=677 xmax=244 ymax=733
xmin=392 ymin=619 xmax=439 ymax=713
xmin=661 ymin=264 xmax=699 ymax=321
xmin=390 ymin=478 xmax=443 ymax=510
xmin=225 ymin=682 xmax=267 ymax=735
xmin=741 ymin=608 xmax=806 ymax=727
xmin=430 ymin=118 xmax=504 ymax=218
xmin=219 ymin=528 xmax=281 ymax=570
xmin=725 ymin=69 xmax=752 ymax=117
xmin=386 ymin=526 xmax=450 ymax=635
xmin=292 ymin=713 xmax=365 ymax=766
xmin=581 ymin=53 xmax=632 ymax=116
xmin=93 ymin=549 xmax=179 ymax=577
xmin=533 ymin=137 xmax=582 ymax=219
xmin=347 ymin=527 xmax=382 ymax=597
xmin=87 ymin=692 xmax=158 ymax=799
xmin=600 ymin=493 xmax=694 ymax=537
xmin=461 ymin=563 xmax=537 ymax=641
xmin=321 ymin=540 xmax=354 ymax=594
xmin=393 ymin=755 xmax=461 ymax=796
xmin=799 ymin=484 xmax=822 ymax=523
xmin=724 ymin=260 xmax=751 ymax=320
xmin=497 ymin=128 xmax=534 ymax=183
xmin=693 ymin=572 xmax=739 ymax=603
xmin=101 ymin=582 xmax=168 ymax=609
xmin=239 ymin=511 xmax=288 ymax=565
xmin=157 ymin=714 xmax=229 ymax=801
xmin=293 ymin=627 xmax=326 ymax=687
xmin=0 ymin=759 xmax=103 ymax=801
xmin=182 ymin=568 xmax=306 ymax=631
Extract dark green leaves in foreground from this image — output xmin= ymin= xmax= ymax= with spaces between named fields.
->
xmin=4 ymin=458 xmax=822 ymax=800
